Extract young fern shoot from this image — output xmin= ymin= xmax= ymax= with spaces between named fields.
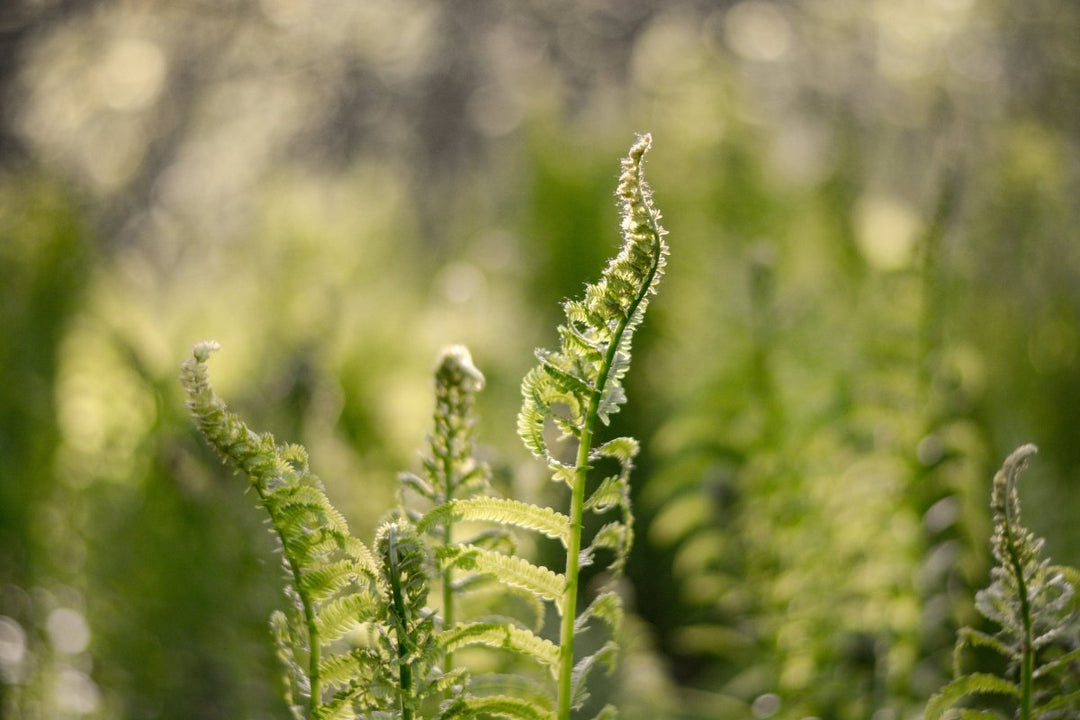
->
xmin=926 ymin=444 xmax=1080 ymax=720
xmin=517 ymin=132 xmax=668 ymax=719
xmin=182 ymin=344 xmax=454 ymax=719
xmin=398 ymin=347 xmax=512 ymax=671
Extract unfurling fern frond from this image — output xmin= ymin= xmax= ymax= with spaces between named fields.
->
xmin=400 ymin=345 xmax=490 ymax=515
xmin=514 ymin=133 xmax=667 ymax=720
xmin=401 ymin=345 xmax=526 ymax=687
xmin=374 ymin=521 xmax=462 ymax=720
xmin=926 ymin=444 xmax=1080 ymax=720
xmin=181 ymin=342 xmax=386 ymax=719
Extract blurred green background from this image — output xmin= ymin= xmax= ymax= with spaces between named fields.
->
xmin=1 ymin=1 xmax=1078 ymax=719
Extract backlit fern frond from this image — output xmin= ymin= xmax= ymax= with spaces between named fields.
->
xmin=515 ymin=134 xmax=667 ymax=719
xmin=182 ymin=342 xmax=392 ymax=720
xmin=373 ymin=521 xmax=463 ymax=720
xmin=517 ymin=133 xmax=667 ymax=458
xmin=926 ymin=444 xmax=1080 ymax=720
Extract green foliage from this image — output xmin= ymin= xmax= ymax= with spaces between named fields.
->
xmin=926 ymin=445 xmax=1080 ymax=720
xmin=180 ymin=136 xmax=665 ymax=720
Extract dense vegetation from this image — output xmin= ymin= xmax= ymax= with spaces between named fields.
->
xmin=2 ymin=2 xmax=1079 ymax=719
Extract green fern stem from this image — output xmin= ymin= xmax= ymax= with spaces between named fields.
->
xmin=442 ymin=517 xmax=455 ymax=676
xmin=386 ymin=524 xmax=416 ymax=720
xmin=558 ymin=426 xmax=592 ymax=720
xmin=261 ymin=486 xmax=322 ymax=720
xmin=556 ymin=146 xmax=666 ymax=720
xmin=999 ymin=481 xmax=1035 ymax=720
xmin=441 ymin=475 xmax=457 ymax=686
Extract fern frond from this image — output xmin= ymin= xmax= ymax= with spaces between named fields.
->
xmin=443 ymin=694 xmax=557 ymax=720
xmin=407 ymin=345 xmax=489 ymax=508
xmin=924 ymin=673 xmax=1019 ymax=720
xmin=182 ymin=343 xmax=389 ymax=719
xmin=376 ymin=521 xmax=446 ymax=720
xmin=313 ymin=593 xmax=379 ymax=642
xmin=512 ymin=135 xmax=665 ymax=719
xmin=570 ymin=641 xmax=619 ymax=710
xmin=583 ymin=477 xmax=624 ymax=513
xmin=930 ymin=444 xmax=1080 ymax=720
xmin=419 ymin=497 xmax=572 ymax=547
xmin=574 ymin=592 xmax=623 ymax=635
xmin=517 ymin=134 xmax=667 ymax=465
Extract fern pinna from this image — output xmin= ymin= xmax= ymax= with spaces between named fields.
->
xmin=926 ymin=444 xmax=1080 ymax=720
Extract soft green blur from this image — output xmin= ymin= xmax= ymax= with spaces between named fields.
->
xmin=1 ymin=1 xmax=1078 ymax=719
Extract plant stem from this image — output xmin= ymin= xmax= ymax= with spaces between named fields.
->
xmin=556 ymin=171 xmax=665 ymax=720
xmin=387 ymin=526 xmax=415 ymax=720
xmin=442 ymin=465 xmax=455 ymax=675
xmin=257 ymin=485 xmax=321 ymax=720
xmin=557 ymin=418 xmax=594 ymax=720
xmin=1004 ymin=517 xmax=1034 ymax=720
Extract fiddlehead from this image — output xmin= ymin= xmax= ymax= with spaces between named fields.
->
xmin=181 ymin=134 xmax=666 ymax=720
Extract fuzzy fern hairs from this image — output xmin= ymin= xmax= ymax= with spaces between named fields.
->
xmin=181 ymin=134 xmax=666 ymax=720
xmin=926 ymin=444 xmax=1080 ymax=720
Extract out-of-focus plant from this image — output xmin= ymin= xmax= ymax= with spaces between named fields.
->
xmin=926 ymin=445 xmax=1080 ymax=720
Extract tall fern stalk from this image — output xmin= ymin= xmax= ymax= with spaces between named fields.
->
xmin=517 ymin=133 xmax=668 ymax=719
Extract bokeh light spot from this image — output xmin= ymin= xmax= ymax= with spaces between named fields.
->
xmin=855 ymin=194 xmax=920 ymax=270
xmin=96 ymin=38 xmax=167 ymax=112
xmin=47 ymin=608 xmax=91 ymax=655
xmin=724 ymin=2 xmax=792 ymax=62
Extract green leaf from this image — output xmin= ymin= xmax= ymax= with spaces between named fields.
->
xmin=590 ymin=436 xmax=640 ymax=464
xmin=440 ymin=546 xmax=567 ymax=613
xmin=1034 ymin=689 xmax=1080 ymax=716
xmin=444 ymin=695 xmax=556 ymax=720
xmin=314 ymin=593 xmax=380 ymax=641
xmin=299 ymin=559 xmax=358 ymax=602
xmin=438 ymin=622 xmax=559 ymax=674
xmin=924 ymin=674 xmax=1019 ymax=720
xmin=575 ymin=591 xmax=623 ymax=634
xmin=583 ymin=477 xmax=625 ymax=513
xmin=570 ymin=642 xmax=619 ymax=710
xmin=419 ymin=497 xmax=572 ymax=547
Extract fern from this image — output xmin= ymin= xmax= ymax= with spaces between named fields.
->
xmin=398 ymin=345 xmax=511 ymax=677
xmin=181 ymin=135 xmax=664 ymax=720
xmin=181 ymin=341 xmax=380 ymax=719
xmin=181 ymin=343 xmax=458 ymax=720
xmin=926 ymin=444 xmax=1080 ymax=720
xmin=514 ymin=132 xmax=668 ymax=719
